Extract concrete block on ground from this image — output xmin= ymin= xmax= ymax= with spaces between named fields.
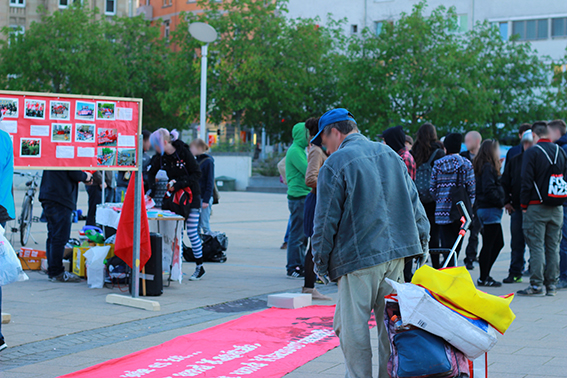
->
xmin=267 ymin=293 xmax=312 ymax=309
xmin=106 ymin=294 xmax=160 ymax=311
xmin=2 ymin=312 xmax=10 ymax=324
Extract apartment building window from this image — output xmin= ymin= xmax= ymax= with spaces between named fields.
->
xmin=59 ymin=0 xmax=69 ymax=8
xmin=9 ymin=25 xmax=24 ymax=37
xmin=449 ymin=15 xmax=468 ymax=34
xmin=164 ymin=20 xmax=170 ymax=41
xmin=9 ymin=0 xmax=25 ymax=8
xmin=105 ymin=0 xmax=116 ymax=15
xmin=499 ymin=22 xmax=508 ymax=40
xmin=375 ymin=21 xmax=383 ymax=36
xmin=350 ymin=24 xmax=358 ymax=35
xmin=552 ymin=18 xmax=567 ymax=38
xmin=513 ymin=19 xmax=548 ymax=41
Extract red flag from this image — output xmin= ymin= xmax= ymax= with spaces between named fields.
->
xmin=114 ymin=172 xmax=152 ymax=270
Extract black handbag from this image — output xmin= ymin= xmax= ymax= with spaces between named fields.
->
xmin=449 ymin=161 xmax=473 ymax=222
xmin=162 ymin=187 xmax=193 ymax=219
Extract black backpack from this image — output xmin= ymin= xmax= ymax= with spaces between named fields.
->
xmin=415 ymin=149 xmax=439 ymax=204
xmin=534 ymin=144 xmax=567 ymax=206
xmin=183 ymin=232 xmax=228 ymax=263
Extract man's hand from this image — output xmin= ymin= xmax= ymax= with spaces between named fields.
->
xmin=504 ymin=203 xmax=514 ymax=215
xmin=419 ymin=241 xmax=430 ymax=267
xmin=313 ymin=263 xmax=330 ymax=285
xmin=202 ymin=202 xmax=209 ymax=209
xmin=84 ymin=172 xmax=92 ymax=182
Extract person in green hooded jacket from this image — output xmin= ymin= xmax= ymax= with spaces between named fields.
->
xmin=285 ymin=122 xmax=311 ymax=278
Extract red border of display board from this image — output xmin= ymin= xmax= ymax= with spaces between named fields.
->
xmin=0 ymin=90 xmax=142 ymax=171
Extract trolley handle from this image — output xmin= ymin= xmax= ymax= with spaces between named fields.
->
xmin=457 ymin=201 xmax=472 ymax=232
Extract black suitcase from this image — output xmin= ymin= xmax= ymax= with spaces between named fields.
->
xmin=130 ymin=232 xmax=163 ymax=296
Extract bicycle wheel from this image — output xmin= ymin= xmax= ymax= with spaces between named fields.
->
xmin=20 ymin=196 xmax=33 ymax=246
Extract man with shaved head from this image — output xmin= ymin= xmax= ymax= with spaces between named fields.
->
xmin=461 ymin=130 xmax=483 ymax=270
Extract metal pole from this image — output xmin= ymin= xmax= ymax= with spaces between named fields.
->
xmin=261 ymin=127 xmax=266 ymax=160
xmin=101 ymin=172 xmax=105 ymax=205
xmin=131 ymin=133 xmax=143 ymax=298
xmin=199 ymin=43 xmax=209 ymax=142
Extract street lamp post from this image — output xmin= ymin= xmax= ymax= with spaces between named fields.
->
xmin=189 ymin=22 xmax=218 ymax=142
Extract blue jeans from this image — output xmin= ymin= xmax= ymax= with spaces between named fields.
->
xmin=115 ymin=186 xmax=128 ymax=203
xmin=509 ymin=209 xmax=526 ymax=276
xmin=560 ymin=206 xmax=567 ymax=281
xmin=43 ymin=201 xmax=73 ymax=278
xmin=477 ymin=208 xmax=503 ymax=225
xmin=286 ymin=197 xmax=306 ymax=273
xmin=199 ymin=198 xmax=213 ymax=234
xmin=284 ymin=217 xmax=291 ymax=243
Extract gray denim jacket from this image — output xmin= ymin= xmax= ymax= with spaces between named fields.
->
xmin=312 ymin=133 xmax=430 ymax=281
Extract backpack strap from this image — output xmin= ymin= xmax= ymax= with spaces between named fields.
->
xmin=535 ymin=144 xmax=554 ymax=165
xmin=198 ymin=156 xmax=211 ymax=166
xmin=425 ymin=149 xmax=439 ymax=166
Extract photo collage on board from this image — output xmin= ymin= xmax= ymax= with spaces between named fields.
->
xmin=0 ymin=96 xmax=137 ymax=167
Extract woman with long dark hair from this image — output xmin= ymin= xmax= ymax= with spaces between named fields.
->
xmin=411 ymin=123 xmax=445 ymax=268
xmin=147 ymin=129 xmax=205 ymax=281
xmin=473 ymin=140 xmax=505 ymax=287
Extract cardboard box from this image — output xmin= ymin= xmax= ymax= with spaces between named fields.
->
xmin=19 ymin=248 xmax=46 ymax=270
xmin=73 ymin=247 xmax=90 ymax=277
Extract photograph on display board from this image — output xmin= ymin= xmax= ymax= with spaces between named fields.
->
xmin=50 ymin=100 xmax=71 ymax=121
xmin=117 ymin=148 xmax=136 ymax=166
xmin=0 ymin=98 xmax=18 ymax=118
xmin=24 ymin=99 xmax=46 ymax=119
xmin=97 ymin=147 xmax=116 ymax=166
xmin=75 ymin=101 xmax=95 ymax=121
xmin=75 ymin=124 xmax=95 ymax=143
xmin=51 ymin=123 xmax=72 ymax=142
xmin=20 ymin=138 xmax=41 ymax=157
xmin=97 ymin=101 xmax=115 ymax=120
xmin=97 ymin=128 xmax=117 ymax=146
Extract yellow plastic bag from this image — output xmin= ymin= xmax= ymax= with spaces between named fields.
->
xmin=412 ymin=265 xmax=515 ymax=334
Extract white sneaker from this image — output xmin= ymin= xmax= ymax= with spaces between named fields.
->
xmin=0 ymin=341 xmax=7 ymax=352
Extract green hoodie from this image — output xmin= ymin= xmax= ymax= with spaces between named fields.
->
xmin=285 ymin=122 xmax=311 ymax=199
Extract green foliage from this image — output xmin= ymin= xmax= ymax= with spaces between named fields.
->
xmin=165 ymin=0 xmax=345 ymax=141
xmin=0 ymin=0 xmax=560 ymax=140
xmin=0 ymin=2 xmax=173 ymax=129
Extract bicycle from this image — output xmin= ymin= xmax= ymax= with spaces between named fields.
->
xmin=14 ymin=171 xmax=42 ymax=246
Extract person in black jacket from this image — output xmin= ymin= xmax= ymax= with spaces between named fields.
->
xmin=147 ymin=129 xmax=205 ymax=281
xmin=518 ymin=122 xmax=567 ymax=296
xmin=85 ymin=171 xmax=113 ymax=226
xmin=190 ymin=138 xmax=215 ymax=234
xmin=39 ymin=170 xmax=92 ymax=282
xmin=501 ymin=130 xmax=533 ymax=283
xmin=473 ymin=140 xmax=505 ymax=287
xmin=411 ymin=123 xmax=445 ymax=269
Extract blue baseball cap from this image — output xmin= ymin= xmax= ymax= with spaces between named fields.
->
xmin=311 ymin=108 xmax=356 ymax=146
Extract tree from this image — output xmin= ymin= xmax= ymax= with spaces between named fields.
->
xmin=462 ymin=22 xmax=552 ymax=138
xmin=0 ymin=3 xmax=170 ymax=129
xmin=340 ymin=2 xmax=466 ymax=137
xmin=164 ymin=0 xmax=344 ymax=140
xmin=550 ymin=48 xmax=567 ymax=121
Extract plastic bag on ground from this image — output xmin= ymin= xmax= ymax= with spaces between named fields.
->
xmin=84 ymin=245 xmax=110 ymax=289
xmin=0 ymin=225 xmax=29 ymax=286
xmin=386 ymin=278 xmax=497 ymax=359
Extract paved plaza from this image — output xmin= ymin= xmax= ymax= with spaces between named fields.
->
xmin=0 ymin=190 xmax=566 ymax=378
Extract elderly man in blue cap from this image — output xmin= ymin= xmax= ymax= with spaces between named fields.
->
xmin=311 ymin=109 xmax=430 ymax=378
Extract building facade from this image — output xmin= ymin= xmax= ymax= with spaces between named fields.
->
xmin=286 ymin=0 xmax=567 ymax=60
xmin=1 ymin=0 xmax=130 ymax=35
xmin=137 ymin=0 xmax=203 ymax=42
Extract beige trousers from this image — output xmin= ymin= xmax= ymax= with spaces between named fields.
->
xmin=334 ymin=258 xmax=405 ymax=378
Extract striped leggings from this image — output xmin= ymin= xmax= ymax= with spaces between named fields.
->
xmin=187 ymin=208 xmax=203 ymax=262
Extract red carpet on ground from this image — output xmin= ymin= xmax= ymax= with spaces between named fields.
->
xmin=60 ymin=305 xmax=344 ymax=378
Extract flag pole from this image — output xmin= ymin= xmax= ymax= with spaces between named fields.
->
xmin=131 ymin=133 xmax=143 ymax=298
